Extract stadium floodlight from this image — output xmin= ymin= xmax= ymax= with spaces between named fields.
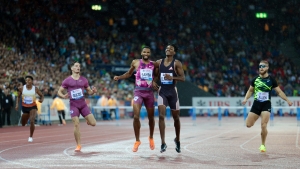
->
xmin=255 ymin=12 xmax=267 ymax=18
xmin=91 ymin=5 xmax=102 ymax=11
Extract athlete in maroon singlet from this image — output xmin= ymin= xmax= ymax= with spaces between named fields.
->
xmin=114 ymin=46 xmax=159 ymax=152
xmin=57 ymin=61 xmax=97 ymax=152
xmin=153 ymin=44 xmax=185 ymax=153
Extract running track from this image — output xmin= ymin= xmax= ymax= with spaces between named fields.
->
xmin=0 ymin=117 xmax=300 ymax=169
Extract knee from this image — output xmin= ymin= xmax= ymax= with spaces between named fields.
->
xmin=133 ymin=115 xmax=140 ymax=121
xmin=74 ymin=123 xmax=80 ymax=128
xmin=246 ymin=123 xmax=253 ymax=128
xmin=261 ymin=123 xmax=268 ymax=130
xmin=159 ymin=114 xmax=165 ymax=120
xmin=90 ymin=121 xmax=96 ymax=126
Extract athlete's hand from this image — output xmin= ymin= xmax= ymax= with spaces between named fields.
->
xmin=113 ymin=76 xmax=120 ymax=81
xmin=287 ymin=100 xmax=293 ymax=106
xmin=62 ymin=93 xmax=69 ymax=99
xmin=15 ymin=104 xmax=18 ymax=111
xmin=164 ymin=74 xmax=173 ymax=80
xmin=152 ymin=81 xmax=159 ymax=91
xmin=241 ymin=99 xmax=247 ymax=105
xmin=91 ymin=86 xmax=97 ymax=95
xmin=38 ymin=99 xmax=43 ymax=103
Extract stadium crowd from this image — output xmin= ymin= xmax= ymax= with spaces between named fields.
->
xmin=0 ymin=0 xmax=300 ymax=102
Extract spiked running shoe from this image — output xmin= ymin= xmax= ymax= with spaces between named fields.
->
xmin=132 ymin=141 xmax=141 ymax=152
xmin=259 ymin=145 xmax=266 ymax=152
xmin=75 ymin=145 xmax=81 ymax=152
xmin=149 ymin=137 xmax=155 ymax=150
xmin=28 ymin=137 xmax=33 ymax=142
xmin=160 ymin=143 xmax=167 ymax=153
xmin=174 ymin=138 xmax=181 ymax=153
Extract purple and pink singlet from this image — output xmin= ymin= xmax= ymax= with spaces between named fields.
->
xmin=133 ymin=60 xmax=155 ymax=107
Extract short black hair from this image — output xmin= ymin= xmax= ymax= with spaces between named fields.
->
xmin=142 ymin=46 xmax=151 ymax=50
xmin=167 ymin=44 xmax=178 ymax=52
xmin=25 ymin=75 xmax=33 ymax=81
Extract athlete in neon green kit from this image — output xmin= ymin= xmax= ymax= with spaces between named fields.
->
xmin=242 ymin=60 xmax=293 ymax=152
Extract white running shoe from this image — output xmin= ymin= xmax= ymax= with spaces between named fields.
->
xmin=28 ymin=137 xmax=33 ymax=142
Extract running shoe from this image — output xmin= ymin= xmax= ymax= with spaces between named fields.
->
xmin=174 ymin=138 xmax=181 ymax=153
xmin=132 ymin=141 xmax=141 ymax=152
xmin=160 ymin=143 xmax=167 ymax=153
xmin=75 ymin=145 xmax=81 ymax=152
xmin=28 ymin=137 xmax=33 ymax=142
xmin=149 ymin=137 xmax=155 ymax=150
xmin=259 ymin=145 xmax=266 ymax=152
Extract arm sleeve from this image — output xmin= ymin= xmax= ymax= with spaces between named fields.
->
xmin=250 ymin=77 xmax=256 ymax=87
xmin=61 ymin=79 xmax=68 ymax=89
xmin=271 ymin=77 xmax=278 ymax=88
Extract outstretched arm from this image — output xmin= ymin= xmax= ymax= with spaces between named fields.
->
xmin=114 ymin=60 xmax=136 ymax=81
xmin=274 ymin=87 xmax=293 ymax=106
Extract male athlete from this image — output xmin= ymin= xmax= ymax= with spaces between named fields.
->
xmin=242 ymin=60 xmax=293 ymax=152
xmin=114 ymin=46 xmax=159 ymax=152
xmin=57 ymin=61 xmax=97 ymax=152
xmin=153 ymin=44 xmax=185 ymax=153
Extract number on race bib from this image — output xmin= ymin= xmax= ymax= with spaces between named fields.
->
xmin=257 ymin=92 xmax=269 ymax=101
xmin=71 ymin=89 xmax=84 ymax=100
xmin=140 ymin=69 xmax=153 ymax=80
xmin=24 ymin=96 xmax=33 ymax=104
xmin=160 ymin=73 xmax=173 ymax=84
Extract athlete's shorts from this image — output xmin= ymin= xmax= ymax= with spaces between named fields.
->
xmin=157 ymin=87 xmax=179 ymax=110
xmin=70 ymin=100 xmax=91 ymax=118
xmin=250 ymin=100 xmax=271 ymax=116
xmin=57 ymin=110 xmax=65 ymax=114
xmin=22 ymin=106 xmax=38 ymax=114
xmin=133 ymin=89 xmax=154 ymax=108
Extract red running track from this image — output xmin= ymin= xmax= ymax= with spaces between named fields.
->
xmin=0 ymin=117 xmax=300 ymax=169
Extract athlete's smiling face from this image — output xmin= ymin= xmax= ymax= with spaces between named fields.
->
xmin=72 ymin=62 xmax=81 ymax=73
xmin=165 ymin=45 xmax=176 ymax=56
xmin=141 ymin=48 xmax=151 ymax=61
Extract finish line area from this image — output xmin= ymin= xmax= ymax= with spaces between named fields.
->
xmin=1 ymin=116 xmax=300 ymax=169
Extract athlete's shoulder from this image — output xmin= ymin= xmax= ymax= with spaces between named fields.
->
xmin=62 ymin=76 xmax=72 ymax=84
xmin=174 ymin=59 xmax=182 ymax=64
xmin=156 ymin=59 xmax=162 ymax=63
xmin=80 ymin=76 xmax=88 ymax=82
xmin=268 ymin=75 xmax=276 ymax=80
xmin=252 ymin=75 xmax=260 ymax=81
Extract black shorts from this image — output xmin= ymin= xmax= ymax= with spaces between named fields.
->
xmin=57 ymin=110 xmax=65 ymax=114
xmin=22 ymin=106 xmax=38 ymax=114
xmin=250 ymin=100 xmax=271 ymax=116
xmin=157 ymin=87 xmax=179 ymax=110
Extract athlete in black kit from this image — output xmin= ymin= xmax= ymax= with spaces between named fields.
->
xmin=153 ymin=44 xmax=185 ymax=153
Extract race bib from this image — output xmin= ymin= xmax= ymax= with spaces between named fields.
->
xmin=140 ymin=69 xmax=152 ymax=80
xmin=24 ymin=96 xmax=33 ymax=104
xmin=160 ymin=73 xmax=173 ymax=84
xmin=71 ymin=89 xmax=84 ymax=100
xmin=257 ymin=92 xmax=269 ymax=101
